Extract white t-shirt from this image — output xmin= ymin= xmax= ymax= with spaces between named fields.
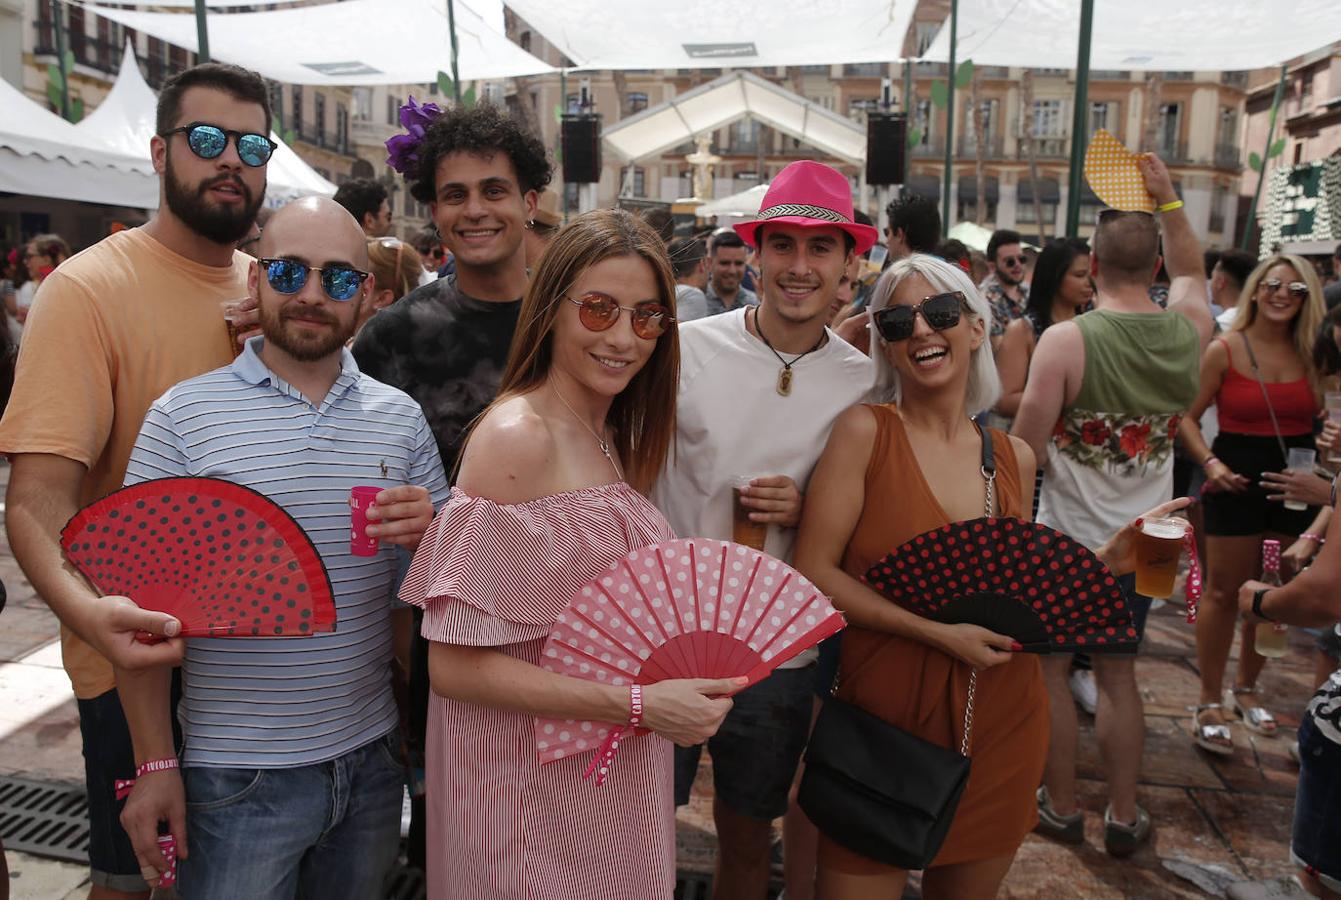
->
xmin=652 ymin=306 xmax=874 ymax=668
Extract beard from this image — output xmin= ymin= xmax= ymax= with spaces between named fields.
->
xmin=996 ymin=268 xmax=1022 ymax=288
xmin=259 ymin=300 xmax=358 ymax=362
xmin=164 ymin=150 xmax=264 ymax=245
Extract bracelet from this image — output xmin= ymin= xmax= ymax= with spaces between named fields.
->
xmin=628 ymin=684 xmax=644 ymax=728
xmin=1251 ymin=588 xmax=1274 ymax=622
xmin=1158 ymin=199 xmax=1184 ymax=213
xmin=1301 ymin=532 xmax=1326 ymax=545
xmin=136 ymin=758 xmax=179 ymax=778
xmin=1201 ymin=456 xmax=1220 ymax=470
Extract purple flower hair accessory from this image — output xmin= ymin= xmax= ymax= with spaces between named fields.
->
xmin=385 ymin=96 xmax=445 ymax=175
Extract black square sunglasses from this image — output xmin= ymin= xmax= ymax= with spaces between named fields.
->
xmin=873 ymin=291 xmax=968 ymax=342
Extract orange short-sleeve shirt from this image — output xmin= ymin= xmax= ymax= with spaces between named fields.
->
xmin=0 ymin=227 xmax=250 ymax=699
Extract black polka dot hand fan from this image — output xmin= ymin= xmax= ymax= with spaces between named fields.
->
xmin=61 ymin=477 xmax=335 ymax=638
xmin=863 ymin=517 xmax=1137 ymax=654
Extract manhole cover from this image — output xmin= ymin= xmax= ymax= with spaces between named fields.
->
xmin=0 ymin=776 xmax=89 ymax=863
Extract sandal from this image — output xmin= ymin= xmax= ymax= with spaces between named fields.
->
xmin=1225 ymin=686 xmax=1278 ymax=736
xmin=1191 ymin=703 xmax=1234 ymax=755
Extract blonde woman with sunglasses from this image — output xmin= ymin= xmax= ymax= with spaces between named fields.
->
xmin=1180 ymin=255 xmax=1327 ymax=755
xmin=358 ymin=237 xmax=425 ymax=337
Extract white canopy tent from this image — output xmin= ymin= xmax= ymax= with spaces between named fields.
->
xmin=503 ymin=0 xmax=916 ymax=70
xmin=602 ymin=72 xmax=866 ymax=166
xmin=77 ymin=45 xmax=336 ymax=206
xmin=921 ymin=0 xmax=1341 ymax=70
xmin=697 ymin=183 xmax=770 ymax=220
xmin=86 ymin=0 xmax=553 ymax=85
xmin=0 ymin=76 xmax=156 ymax=207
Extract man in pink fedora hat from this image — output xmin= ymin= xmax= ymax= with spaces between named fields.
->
xmin=653 ymin=160 xmax=877 ymax=899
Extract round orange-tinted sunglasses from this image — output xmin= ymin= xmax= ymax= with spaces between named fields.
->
xmin=565 ymin=291 xmax=675 ymax=340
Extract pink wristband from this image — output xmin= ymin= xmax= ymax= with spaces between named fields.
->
xmin=628 ymin=684 xmax=644 ymax=728
xmin=1301 ymin=533 xmax=1326 ymax=545
xmin=1202 ymin=456 xmax=1220 ymax=470
xmin=136 ymin=758 xmax=179 ymax=778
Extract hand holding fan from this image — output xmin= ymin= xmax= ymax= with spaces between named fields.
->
xmin=1084 ymin=128 xmax=1156 ymax=213
xmin=537 ymin=539 xmax=844 ymax=781
xmin=864 ymin=517 xmax=1138 ymax=654
xmin=61 ymin=477 xmax=335 ymax=638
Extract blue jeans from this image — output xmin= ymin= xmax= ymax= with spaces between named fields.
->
xmin=178 ymin=732 xmax=403 ymax=900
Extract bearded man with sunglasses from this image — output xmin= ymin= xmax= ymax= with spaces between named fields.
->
xmin=653 ymin=160 xmax=876 ymax=900
xmin=1012 ymin=154 xmax=1213 ymax=857
xmin=982 ymin=229 xmax=1030 ymax=347
xmin=113 ymin=197 xmax=446 ymax=897
xmin=0 ymin=63 xmax=275 ymax=900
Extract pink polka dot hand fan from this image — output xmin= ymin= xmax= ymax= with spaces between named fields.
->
xmin=864 ymin=517 xmax=1137 ymax=654
xmin=61 ymin=477 xmax=335 ymax=638
xmin=536 ymin=538 xmax=844 ymax=768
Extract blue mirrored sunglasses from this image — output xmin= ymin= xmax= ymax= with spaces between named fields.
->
xmin=259 ymin=258 xmax=369 ymax=302
xmin=161 ymin=122 xmax=275 ymax=167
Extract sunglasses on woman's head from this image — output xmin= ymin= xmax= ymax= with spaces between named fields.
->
xmin=873 ymin=291 xmax=967 ymax=342
xmin=259 ymin=258 xmax=370 ymax=302
xmin=1259 ymin=278 xmax=1309 ymax=300
xmin=566 ymin=292 xmax=675 ymax=340
xmin=161 ymin=123 xmax=275 ymax=168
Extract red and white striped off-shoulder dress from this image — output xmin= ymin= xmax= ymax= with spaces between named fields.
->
xmin=400 ymin=483 xmax=678 ymax=900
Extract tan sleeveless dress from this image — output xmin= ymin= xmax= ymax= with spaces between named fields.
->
xmin=821 ymin=405 xmax=1050 ymax=872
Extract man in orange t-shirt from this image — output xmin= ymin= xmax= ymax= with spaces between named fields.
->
xmin=0 ymin=63 xmax=271 ymax=899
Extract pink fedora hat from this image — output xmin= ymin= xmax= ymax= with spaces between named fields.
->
xmin=733 ymin=160 xmax=878 ymax=254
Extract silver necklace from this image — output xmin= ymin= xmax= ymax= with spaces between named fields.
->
xmin=553 ymin=386 xmax=622 ymax=479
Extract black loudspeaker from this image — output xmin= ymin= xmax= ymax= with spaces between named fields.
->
xmin=562 ymin=115 xmax=602 ymax=184
xmin=866 ymin=112 xmax=907 ymax=186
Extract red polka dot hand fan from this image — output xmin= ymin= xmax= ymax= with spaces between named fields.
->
xmin=536 ymin=539 xmax=844 ymax=769
xmin=61 ymin=477 xmax=335 ymax=638
xmin=863 ymin=517 xmax=1137 ymax=654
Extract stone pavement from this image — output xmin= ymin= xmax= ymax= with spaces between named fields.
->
xmin=0 ymin=453 xmax=1314 ymax=897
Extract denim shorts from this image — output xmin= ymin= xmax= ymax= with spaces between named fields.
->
xmin=77 ymin=678 xmax=181 ymax=893
xmin=1292 ymin=715 xmax=1341 ymax=893
xmin=673 ymin=665 xmax=814 ymax=821
xmin=179 ymin=731 xmax=404 ymax=900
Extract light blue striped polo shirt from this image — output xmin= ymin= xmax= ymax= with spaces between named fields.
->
xmin=125 ymin=336 xmax=449 ymax=768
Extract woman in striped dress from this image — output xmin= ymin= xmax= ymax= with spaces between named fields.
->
xmin=401 ymin=210 xmax=742 ymax=899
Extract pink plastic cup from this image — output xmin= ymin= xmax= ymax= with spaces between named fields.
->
xmin=350 ymin=486 xmax=382 ymax=557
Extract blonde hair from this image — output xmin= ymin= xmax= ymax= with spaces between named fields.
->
xmin=366 ymin=237 xmax=423 ymax=303
xmin=867 ymin=253 xmax=1002 ymax=414
xmin=1230 ymin=254 xmax=1327 ymax=400
xmin=481 ymin=209 xmax=679 ymax=494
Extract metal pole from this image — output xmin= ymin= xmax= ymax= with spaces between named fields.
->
xmin=940 ymin=0 xmax=957 ymax=229
xmin=50 ymin=0 xmax=70 ymax=120
xmin=445 ymin=0 xmax=462 ymax=103
xmin=904 ymin=57 xmax=913 ymax=187
xmin=1063 ymin=0 xmax=1094 ymax=237
xmin=193 ymin=0 xmax=210 ymax=62
xmin=1240 ymin=63 xmax=1289 ymax=252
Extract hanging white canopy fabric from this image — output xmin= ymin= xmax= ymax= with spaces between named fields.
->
xmin=603 ymin=72 xmax=866 ymax=165
xmin=84 ymin=0 xmax=553 ymax=86
xmin=0 ymin=75 xmax=157 ymax=207
xmin=77 ymin=44 xmax=336 ymax=205
xmin=921 ymin=0 xmax=1341 ymax=71
xmin=697 ymin=182 xmax=770 ymax=218
xmin=505 ymin=0 xmax=916 ymax=70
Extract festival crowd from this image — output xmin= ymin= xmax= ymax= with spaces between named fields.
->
xmin=1 ymin=61 xmax=1340 ymax=900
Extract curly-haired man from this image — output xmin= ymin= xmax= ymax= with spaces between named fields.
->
xmin=350 ymin=101 xmax=552 ymax=867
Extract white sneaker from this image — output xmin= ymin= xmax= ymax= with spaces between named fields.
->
xmin=1070 ymin=668 xmax=1098 ymax=715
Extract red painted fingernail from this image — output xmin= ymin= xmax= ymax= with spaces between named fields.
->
xmin=1133 ymin=518 xmax=1143 ymax=529
xmin=1011 ymin=641 xmax=1023 ymax=652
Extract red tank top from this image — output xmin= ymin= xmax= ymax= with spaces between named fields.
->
xmin=1214 ymin=339 xmax=1317 ymax=436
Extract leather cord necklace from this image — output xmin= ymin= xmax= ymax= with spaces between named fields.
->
xmin=752 ymin=307 xmax=825 ymax=397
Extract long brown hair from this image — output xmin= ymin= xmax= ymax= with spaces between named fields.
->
xmin=1231 ymin=254 xmax=1328 ymax=400
xmin=488 ymin=208 xmax=679 ymax=493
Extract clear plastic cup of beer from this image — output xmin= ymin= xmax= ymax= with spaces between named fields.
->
xmin=730 ymin=475 xmax=768 ymax=551
xmin=1134 ymin=516 xmax=1188 ymax=599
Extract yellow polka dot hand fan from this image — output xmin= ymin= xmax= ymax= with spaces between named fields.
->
xmin=1084 ymin=129 xmax=1155 ymax=213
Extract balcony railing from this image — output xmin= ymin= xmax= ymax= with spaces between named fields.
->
xmin=1221 ymin=71 xmax=1250 ymax=89
xmin=843 ymin=63 xmax=885 ymax=77
xmin=1023 ymin=136 xmax=1069 ymax=158
xmin=1151 ymin=138 xmax=1191 ymax=164
xmin=1213 ymin=143 xmax=1242 ymax=169
xmin=911 ymin=138 xmax=947 ymax=158
xmin=957 ymin=134 xmax=1005 ymax=158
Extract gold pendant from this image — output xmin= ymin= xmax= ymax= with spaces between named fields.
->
xmin=777 ymin=366 xmax=793 ymax=396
